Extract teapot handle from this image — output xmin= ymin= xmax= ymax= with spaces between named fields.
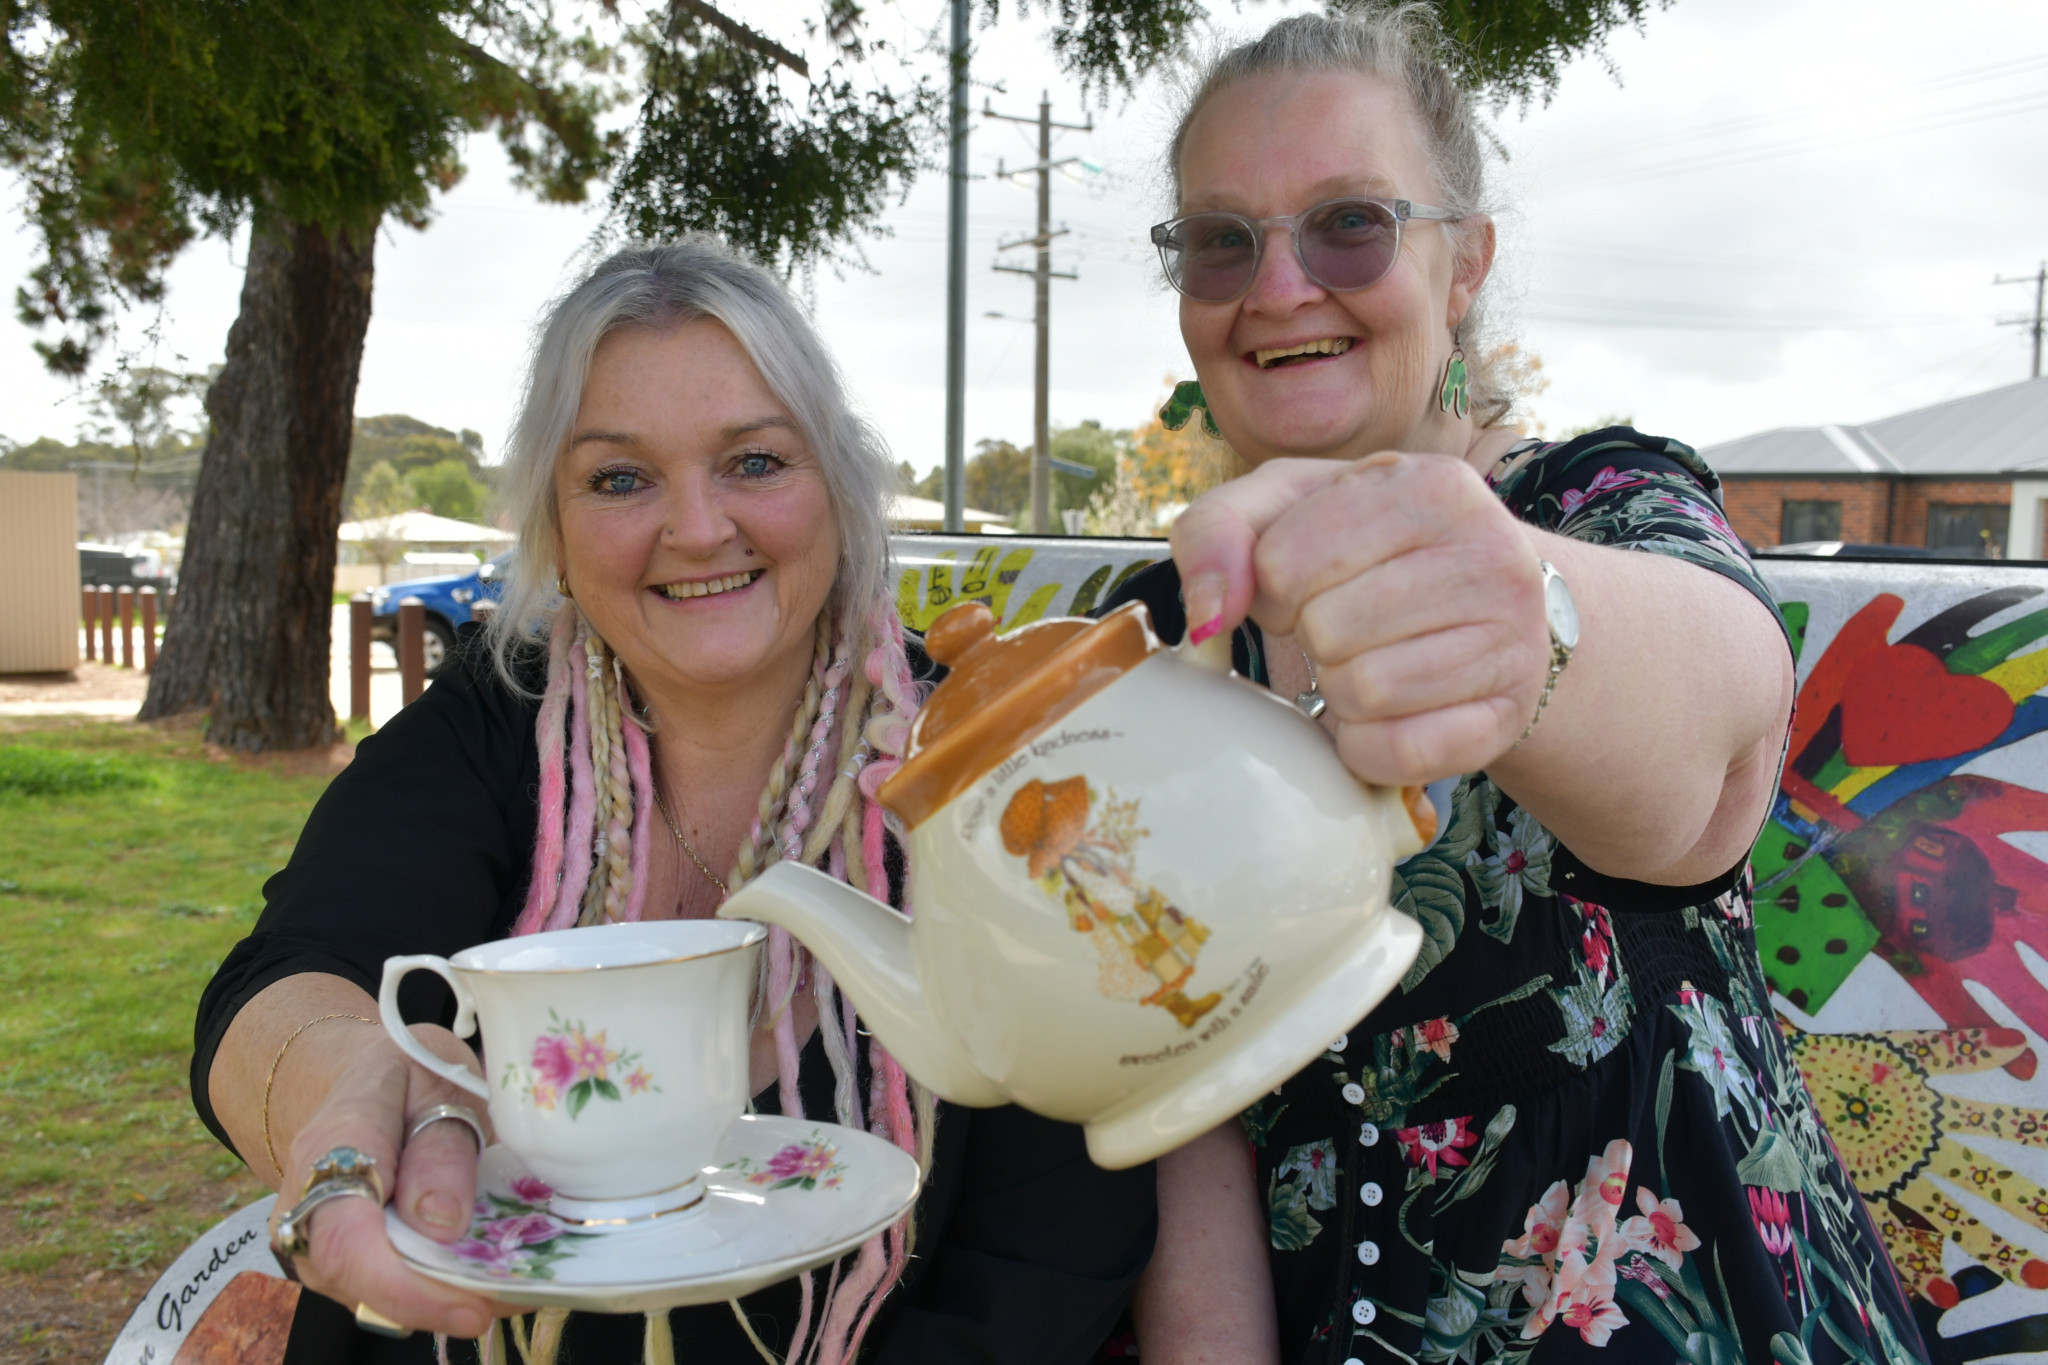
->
xmin=1170 ymin=615 xmax=1434 ymax=854
xmin=1179 ymin=624 xmax=1235 ymax=676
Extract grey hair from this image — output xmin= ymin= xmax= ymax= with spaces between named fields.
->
xmin=1169 ymin=3 xmax=1517 ymax=426
xmin=485 ymin=236 xmax=897 ymax=692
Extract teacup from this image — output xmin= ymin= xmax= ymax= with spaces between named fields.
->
xmin=380 ymin=919 xmax=765 ymax=1224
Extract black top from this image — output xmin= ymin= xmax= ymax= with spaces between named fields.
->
xmin=193 ymin=633 xmax=1156 ymax=1364
xmin=1095 ymin=430 xmax=1924 ymax=1365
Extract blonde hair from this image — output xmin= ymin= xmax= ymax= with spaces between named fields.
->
xmin=468 ymin=238 xmax=933 ymax=1365
xmin=486 ymin=236 xmax=895 ymax=691
xmin=1169 ymin=3 xmax=1519 ymax=426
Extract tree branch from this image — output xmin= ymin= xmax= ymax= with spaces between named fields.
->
xmin=668 ymin=0 xmax=808 ymax=78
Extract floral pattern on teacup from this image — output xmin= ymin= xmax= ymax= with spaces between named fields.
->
xmin=500 ymin=1009 xmax=658 ymax=1120
xmin=722 ymin=1134 xmax=847 ymax=1191
xmin=452 ymin=1177 xmax=594 ymax=1280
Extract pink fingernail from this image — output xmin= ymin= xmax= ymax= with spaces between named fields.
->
xmin=1188 ymin=615 xmax=1224 ymax=647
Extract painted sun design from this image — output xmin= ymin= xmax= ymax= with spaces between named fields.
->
xmin=1789 ymin=1025 xmax=2048 ymax=1307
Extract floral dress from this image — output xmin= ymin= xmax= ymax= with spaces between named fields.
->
xmin=1098 ymin=428 xmax=1927 ymax=1365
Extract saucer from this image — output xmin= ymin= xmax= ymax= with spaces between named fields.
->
xmin=386 ymin=1115 xmax=921 ymax=1315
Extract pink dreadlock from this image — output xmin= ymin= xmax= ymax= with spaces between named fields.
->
xmin=502 ymin=593 xmax=929 ymax=1365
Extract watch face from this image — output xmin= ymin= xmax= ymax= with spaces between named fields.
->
xmin=1544 ymin=569 xmax=1580 ymax=650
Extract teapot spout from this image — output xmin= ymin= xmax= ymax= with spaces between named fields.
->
xmin=718 ymin=863 xmax=1007 ymax=1107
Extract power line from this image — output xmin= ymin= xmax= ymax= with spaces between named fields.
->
xmin=1521 ymin=241 xmax=1986 ymax=276
xmin=1524 ymin=304 xmax=1980 ymax=333
xmin=1522 ymin=49 xmax=2048 ymax=176
xmin=1872 ymin=333 xmax=2018 ymax=390
xmin=1542 ymin=88 xmax=2048 ymax=194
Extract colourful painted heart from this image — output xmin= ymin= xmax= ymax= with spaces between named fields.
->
xmin=1839 ymin=644 xmax=2014 ymax=768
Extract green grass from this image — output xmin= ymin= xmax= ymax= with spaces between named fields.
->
xmin=0 ymin=724 xmax=337 ymax=1277
xmin=0 ymin=747 xmax=150 ymax=798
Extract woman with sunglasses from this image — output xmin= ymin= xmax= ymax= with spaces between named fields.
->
xmin=1109 ymin=8 xmax=1924 ymax=1364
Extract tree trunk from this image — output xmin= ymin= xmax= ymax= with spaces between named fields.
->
xmin=140 ymin=215 xmax=376 ymax=751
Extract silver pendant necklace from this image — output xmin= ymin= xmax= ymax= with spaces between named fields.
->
xmin=1294 ymin=644 xmax=1326 ymax=720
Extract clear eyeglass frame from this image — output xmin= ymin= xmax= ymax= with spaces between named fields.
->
xmin=1149 ymin=196 xmax=1461 ymax=303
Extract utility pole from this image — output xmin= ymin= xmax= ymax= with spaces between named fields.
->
xmin=1997 ymin=262 xmax=2047 ymax=380
xmin=942 ymin=0 xmax=970 ymax=533
xmin=987 ymin=91 xmax=1089 ymax=534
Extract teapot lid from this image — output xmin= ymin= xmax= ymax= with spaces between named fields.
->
xmin=879 ymin=600 xmax=1158 ymax=828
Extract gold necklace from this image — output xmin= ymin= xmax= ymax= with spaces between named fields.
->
xmin=653 ymin=788 xmax=729 ymax=897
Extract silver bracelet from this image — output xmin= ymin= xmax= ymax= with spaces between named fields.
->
xmin=406 ymin=1102 xmax=486 ymax=1152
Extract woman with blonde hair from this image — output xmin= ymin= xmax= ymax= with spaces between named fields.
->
xmin=1120 ymin=8 xmax=1924 ymax=1363
xmin=192 ymin=237 xmax=1155 ymax=1364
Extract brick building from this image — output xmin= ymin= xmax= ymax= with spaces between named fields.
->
xmin=1700 ymin=377 xmax=2048 ymax=558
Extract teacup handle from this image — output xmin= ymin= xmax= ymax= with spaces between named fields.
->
xmin=379 ymin=955 xmax=490 ymax=1100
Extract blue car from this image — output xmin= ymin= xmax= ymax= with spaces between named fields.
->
xmin=367 ymin=552 xmax=511 ymax=672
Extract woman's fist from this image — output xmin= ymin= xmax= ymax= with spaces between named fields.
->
xmin=1171 ymin=452 xmax=1550 ymax=785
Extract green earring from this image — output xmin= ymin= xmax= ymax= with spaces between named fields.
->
xmin=1438 ymin=348 xmax=1470 ymax=420
xmin=1160 ymin=379 xmax=1220 ymax=438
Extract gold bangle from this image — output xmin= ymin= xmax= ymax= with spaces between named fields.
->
xmin=261 ymin=1013 xmax=376 ymax=1182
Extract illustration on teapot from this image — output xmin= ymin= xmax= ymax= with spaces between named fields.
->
xmin=1001 ymin=776 xmax=1222 ymax=1029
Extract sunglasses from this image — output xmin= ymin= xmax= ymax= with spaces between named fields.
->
xmin=1150 ymin=197 xmax=1460 ymax=303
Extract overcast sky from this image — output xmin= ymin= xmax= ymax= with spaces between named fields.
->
xmin=2 ymin=0 xmax=2044 ymax=473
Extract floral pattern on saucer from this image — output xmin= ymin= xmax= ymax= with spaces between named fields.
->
xmin=500 ymin=1009 xmax=657 ymax=1120
xmin=723 ymin=1133 xmax=847 ymax=1191
xmin=386 ymin=1116 xmax=923 ymax=1315
xmin=451 ymin=1176 xmax=596 ymax=1280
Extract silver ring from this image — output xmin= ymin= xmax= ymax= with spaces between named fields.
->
xmin=407 ymin=1102 xmax=486 ymax=1152
xmin=273 ymin=1176 xmax=382 ymax=1259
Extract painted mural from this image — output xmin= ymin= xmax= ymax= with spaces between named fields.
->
xmin=1755 ymin=561 xmax=2048 ymax=1365
xmin=899 ymin=537 xmax=2048 ymax=1363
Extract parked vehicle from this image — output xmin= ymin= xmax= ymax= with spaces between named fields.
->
xmin=366 ymin=552 xmax=509 ymax=673
xmin=78 ymin=542 xmax=175 ymax=589
xmin=1763 ymin=541 xmax=1938 ymax=559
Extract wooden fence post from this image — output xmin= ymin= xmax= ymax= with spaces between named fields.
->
xmin=141 ymin=588 xmax=159 ymax=671
xmin=82 ymin=588 xmax=97 ymax=662
xmin=398 ymin=597 xmax=426 ymax=705
xmin=117 ymin=587 xmax=135 ymax=668
xmin=98 ymin=587 xmax=115 ymax=665
xmin=350 ymin=595 xmax=373 ymax=722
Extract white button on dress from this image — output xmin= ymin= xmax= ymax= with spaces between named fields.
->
xmin=1360 ymin=1181 xmax=1383 ymax=1206
xmin=1357 ymin=1239 xmax=1381 ymax=1265
xmin=1358 ymin=1121 xmax=1380 ymax=1146
xmin=1351 ymin=1299 xmax=1378 ymax=1326
xmin=1341 ymin=1082 xmax=1366 ymax=1105
xmin=1329 ymin=1033 xmax=1349 ymax=1053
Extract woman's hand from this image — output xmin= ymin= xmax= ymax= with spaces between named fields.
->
xmin=213 ymin=975 xmax=512 ymax=1338
xmin=1173 ymin=452 xmax=1549 ymax=787
xmin=1170 ymin=449 xmax=1794 ymax=884
xmin=269 ymin=1022 xmax=509 ymax=1337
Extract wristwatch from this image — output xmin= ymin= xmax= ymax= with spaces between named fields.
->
xmin=1513 ymin=561 xmax=1578 ymax=748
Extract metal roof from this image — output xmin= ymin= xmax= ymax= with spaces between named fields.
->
xmin=1702 ymin=376 xmax=2048 ymax=477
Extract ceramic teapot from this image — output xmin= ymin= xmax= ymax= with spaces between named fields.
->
xmin=718 ymin=599 xmax=1434 ymax=1169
